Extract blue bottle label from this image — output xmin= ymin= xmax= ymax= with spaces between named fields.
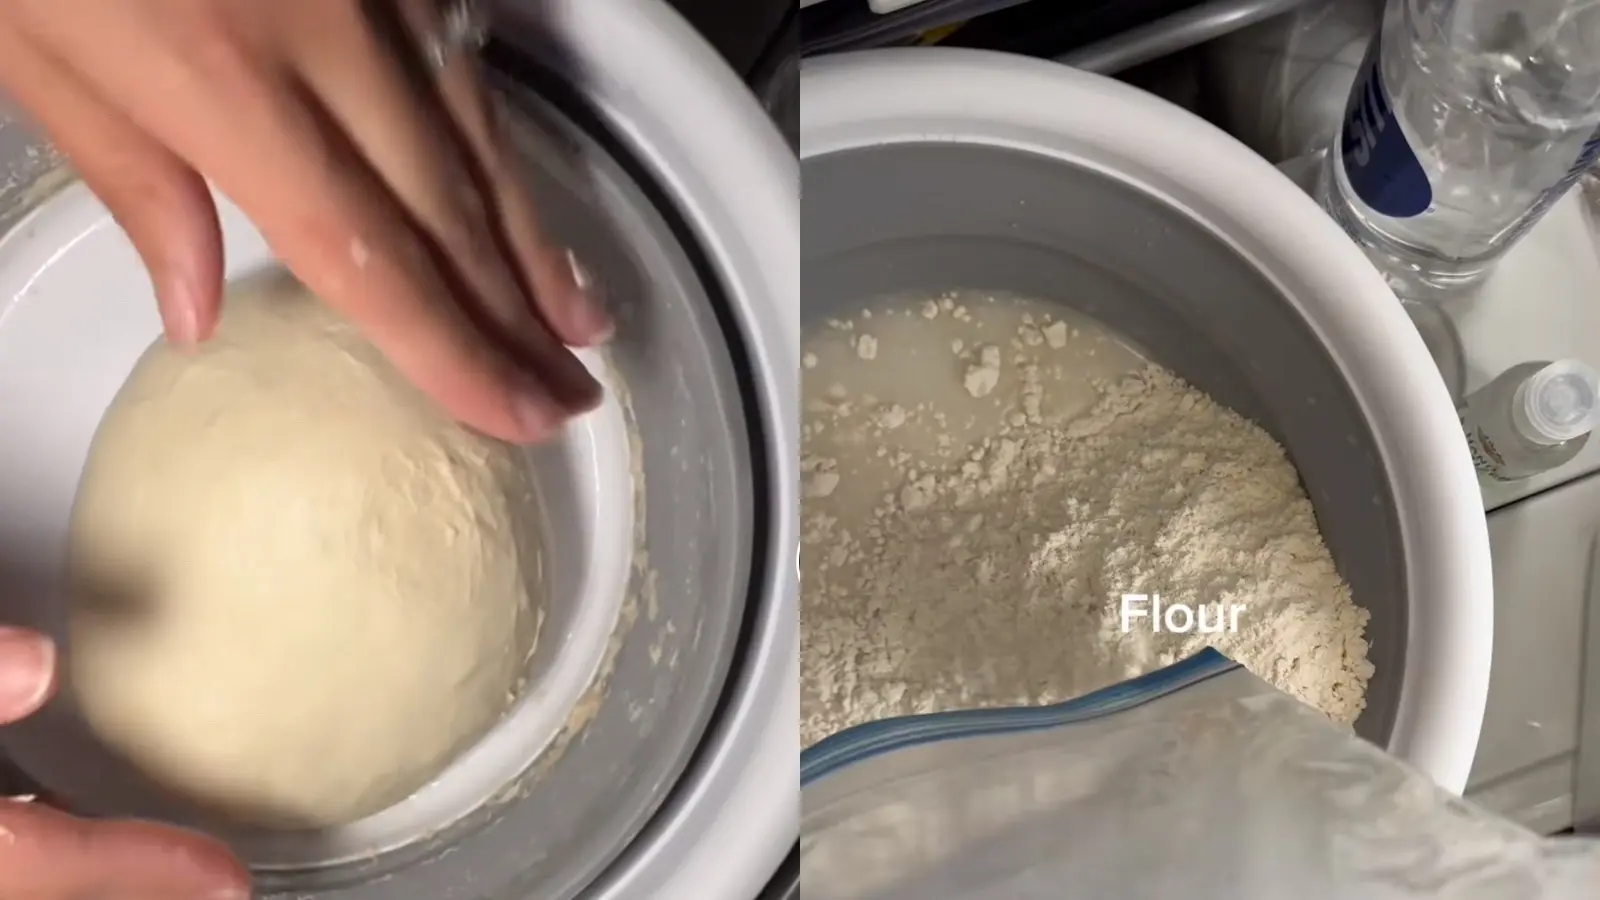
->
xmin=1339 ymin=39 xmax=1433 ymax=218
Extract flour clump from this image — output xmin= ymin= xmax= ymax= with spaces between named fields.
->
xmin=68 ymin=275 xmax=545 ymax=828
xmin=801 ymin=296 xmax=1373 ymax=747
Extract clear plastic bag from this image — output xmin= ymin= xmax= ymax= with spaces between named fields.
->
xmin=801 ymin=649 xmax=1600 ymax=899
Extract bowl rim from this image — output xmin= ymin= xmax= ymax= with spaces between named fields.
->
xmin=503 ymin=3 xmax=801 ymax=900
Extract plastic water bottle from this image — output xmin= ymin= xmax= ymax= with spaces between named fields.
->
xmin=1318 ymin=0 xmax=1600 ymax=301
xmin=1459 ymin=359 xmax=1600 ymax=482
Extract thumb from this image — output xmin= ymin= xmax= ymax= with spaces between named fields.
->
xmin=0 ymin=633 xmax=251 ymax=897
xmin=0 ymin=626 xmax=55 ymax=724
xmin=0 ymin=800 xmax=252 ymax=899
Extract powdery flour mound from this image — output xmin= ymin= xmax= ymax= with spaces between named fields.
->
xmin=801 ymin=309 xmax=1373 ymax=748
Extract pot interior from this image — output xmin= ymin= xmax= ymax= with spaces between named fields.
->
xmin=802 ymin=141 xmax=1404 ymax=743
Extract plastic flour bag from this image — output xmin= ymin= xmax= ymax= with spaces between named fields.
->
xmin=801 ymin=649 xmax=1600 ymax=899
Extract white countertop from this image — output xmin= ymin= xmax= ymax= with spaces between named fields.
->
xmin=1454 ymin=190 xmax=1600 ymax=832
xmin=1255 ymin=87 xmax=1600 ymax=838
xmin=1460 ymin=195 xmax=1600 ymax=512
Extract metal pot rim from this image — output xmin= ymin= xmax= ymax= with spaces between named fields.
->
xmin=501 ymin=3 xmax=799 ymax=899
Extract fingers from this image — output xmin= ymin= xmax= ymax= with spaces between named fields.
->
xmin=0 ymin=801 xmax=251 ymax=900
xmin=285 ymin=2 xmax=600 ymax=411
xmin=0 ymin=627 xmax=243 ymax=896
xmin=0 ymin=22 xmax=222 ymax=345
xmin=0 ymin=623 xmax=245 ymax=899
xmin=0 ymin=627 xmax=55 ymax=724
xmin=412 ymin=0 xmax=615 ymax=347
xmin=19 ymin=3 xmax=565 ymax=443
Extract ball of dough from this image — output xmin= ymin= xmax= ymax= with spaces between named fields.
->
xmin=67 ymin=275 xmax=545 ymax=829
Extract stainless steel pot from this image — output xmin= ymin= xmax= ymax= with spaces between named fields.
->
xmin=0 ymin=1 xmax=797 ymax=898
xmin=801 ymin=48 xmax=1492 ymax=792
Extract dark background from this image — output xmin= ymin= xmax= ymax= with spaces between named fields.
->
xmin=665 ymin=0 xmax=795 ymax=80
xmin=665 ymin=0 xmax=798 ymax=147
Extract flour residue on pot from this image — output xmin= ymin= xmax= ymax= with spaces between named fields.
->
xmin=0 ymin=146 xmax=69 ymax=234
xmin=800 ymin=291 xmax=1375 ymax=748
xmin=486 ymin=347 xmax=649 ymax=807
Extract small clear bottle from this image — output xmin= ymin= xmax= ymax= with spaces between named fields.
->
xmin=1459 ymin=359 xmax=1600 ymax=482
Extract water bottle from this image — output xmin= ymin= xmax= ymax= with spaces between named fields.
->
xmin=1317 ymin=0 xmax=1600 ymax=301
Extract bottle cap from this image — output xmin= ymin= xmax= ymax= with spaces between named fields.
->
xmin=1521 ymin=359 xmax=1600 ymax=445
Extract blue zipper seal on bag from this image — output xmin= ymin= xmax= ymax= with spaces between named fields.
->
xmin=801 ymin=648 xmax=1240 ymax=786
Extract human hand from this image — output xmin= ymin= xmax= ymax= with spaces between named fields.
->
xmin=0 ymin=626 xmax=252 ymax=899
xmin=0 ymin=0 xmax=611 ymax=445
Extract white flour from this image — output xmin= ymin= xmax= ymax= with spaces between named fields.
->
xmin=801 ymin=296 xmax=1374 ymax=747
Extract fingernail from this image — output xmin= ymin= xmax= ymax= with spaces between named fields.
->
xmin=0 ymin=628 xmax=54 ymax=714
xmin=512 ymin=388 xmax=562 ymax=444
xmin=565 ymin=247 xmax=594 ymax=294
xmin=564 ymin=358 xmax=605 ymax=415
xmin=206 ymin=890 xmax=252 ymax=900
xmin=564 ymin=249 xmax=614 ymax=343
xmin=569 ymin=388 xmax=603 ymax=417
xmin=164 ymin=278 xmax=201 ymax=345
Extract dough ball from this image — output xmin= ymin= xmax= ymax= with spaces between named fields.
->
xmin=67 ymin=275 xmax=545 ymax=829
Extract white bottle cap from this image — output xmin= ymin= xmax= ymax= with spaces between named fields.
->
xmin=1518 ymin=359 xmax=1600 ymax=445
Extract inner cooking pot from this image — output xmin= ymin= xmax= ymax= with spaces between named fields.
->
xmin=805 ymin=141 xmax=1408 ymax=737
xmin=801 ymin=48 xmax=1492 ymax=792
